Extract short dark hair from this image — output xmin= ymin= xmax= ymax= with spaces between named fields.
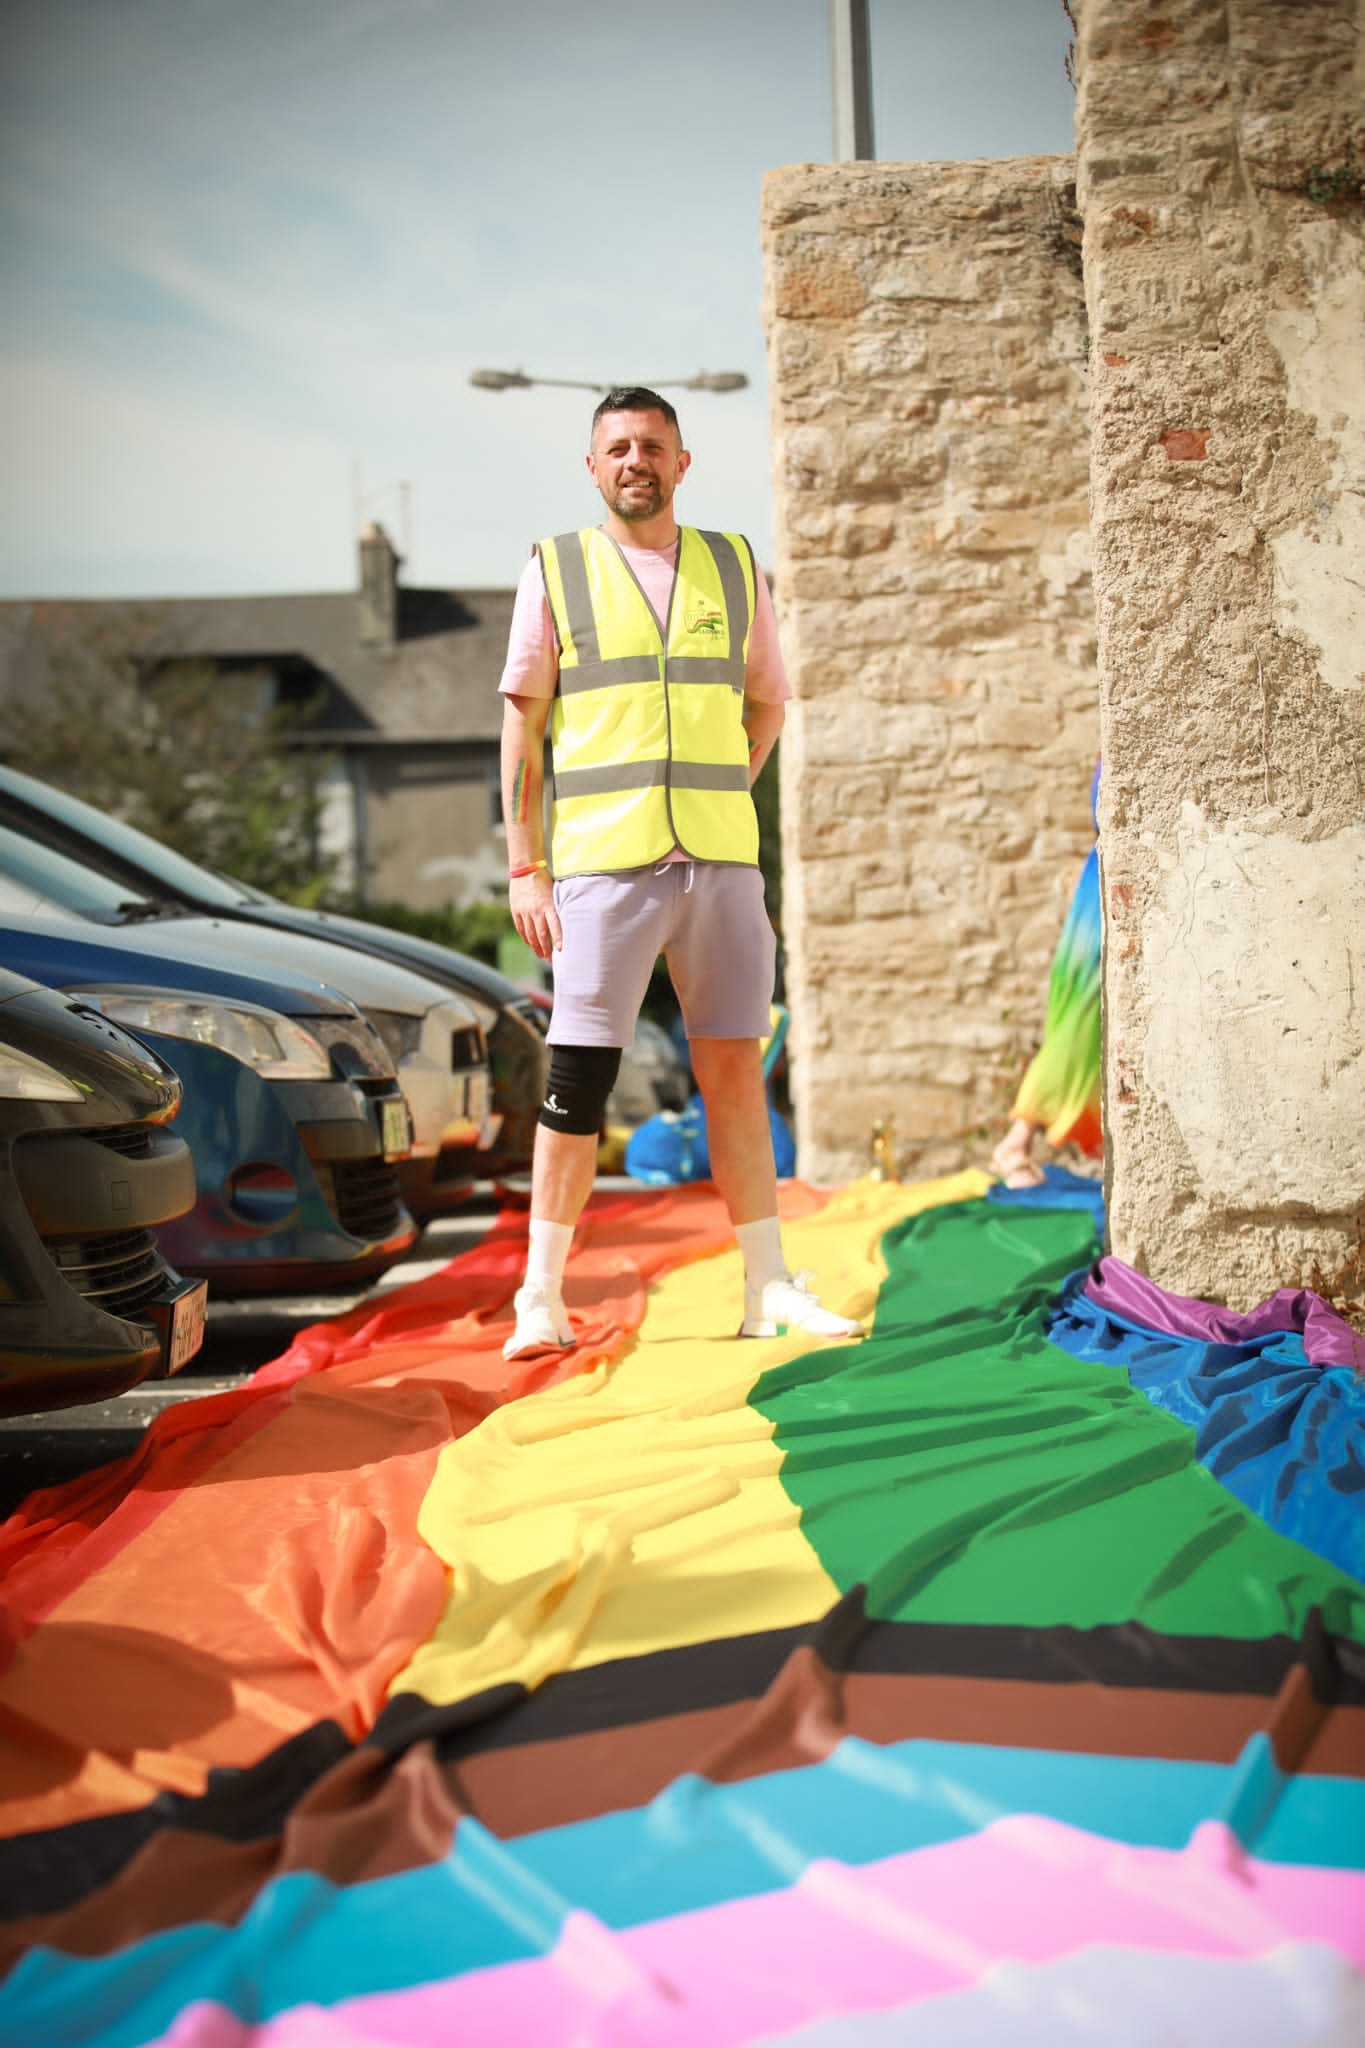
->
xmin=590 ymin=385 xmax=680 ymax=442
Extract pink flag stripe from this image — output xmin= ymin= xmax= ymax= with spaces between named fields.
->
xmin=145 ymin=1818 xmax=1365 ymax=2048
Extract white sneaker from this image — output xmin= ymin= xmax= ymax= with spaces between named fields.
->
xmin=740 ymin=1272 xmax=865 ymax=1341
xmin=503 ymin=1282 xmax=575 ymax=1360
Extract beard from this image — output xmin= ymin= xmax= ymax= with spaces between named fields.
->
xmin=611 ymin=477 xmax=664 ymax=522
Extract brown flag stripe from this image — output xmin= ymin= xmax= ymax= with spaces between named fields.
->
xmin=2 ymin=1599 xmax=1362 ymax=1974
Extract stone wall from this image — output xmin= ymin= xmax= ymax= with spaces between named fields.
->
xmin=760 ymin=158 xmax=1098 ymax=1186
xmin=1075 ymin=0 xmax=1364 ymax=1306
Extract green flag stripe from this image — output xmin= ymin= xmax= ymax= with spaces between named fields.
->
xmin=753 ymin=1199 xmax=1365 ymax=1646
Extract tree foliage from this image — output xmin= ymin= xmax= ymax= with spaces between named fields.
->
xmin=345 ymin=893 xmax=516 ymax=965
xmin=0 ymin=621 xmax=338 ymax=904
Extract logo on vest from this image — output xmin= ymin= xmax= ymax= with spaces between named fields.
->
xmin=686 ymin=604 xmax=725 ymax=639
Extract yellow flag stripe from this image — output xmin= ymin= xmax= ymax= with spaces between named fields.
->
xmin=390 ymin=1172 xmax=989 ymax=1708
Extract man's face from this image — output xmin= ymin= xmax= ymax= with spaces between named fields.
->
xmin=587 ymin=408 xmax=690 ymax=524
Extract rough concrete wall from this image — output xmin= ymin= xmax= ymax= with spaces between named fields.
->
xmin=760 ymin=159 xmax=1097 ymax=1186
xmin=1075 ymin=0 xmax=1365 ymax=1307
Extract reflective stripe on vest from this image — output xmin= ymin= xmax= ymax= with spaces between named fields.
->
xmin=537 ymin=525 xmax=761 ymax=875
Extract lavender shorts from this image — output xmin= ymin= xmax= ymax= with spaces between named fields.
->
xmin=548 ymin=862 xmax=776 ymax=1047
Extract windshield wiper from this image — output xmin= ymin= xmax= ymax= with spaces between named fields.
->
xmin=115 ymin=898 xmax=172 ymax=923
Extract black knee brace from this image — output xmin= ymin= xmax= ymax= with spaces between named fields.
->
xmin=539 ymin=1044 xmax=622 ymax=1136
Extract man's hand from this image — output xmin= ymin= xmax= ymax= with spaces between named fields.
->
xmin=743 ymin=696 xmax=785 ymax=785
xmin=510 ymin=868 xmax=562 ymax=959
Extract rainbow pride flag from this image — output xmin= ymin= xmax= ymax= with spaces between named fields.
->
xmin=1 ymin=1173 xmax=1361 ymax=2044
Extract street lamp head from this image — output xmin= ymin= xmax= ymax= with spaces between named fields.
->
xmin=471 ymin=367 xmax=748 ymax=397
xmin=682 ymin=371 xmax=749 ymax=393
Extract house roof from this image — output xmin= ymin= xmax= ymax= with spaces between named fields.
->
xmin=0 ymin=577 xmax=518 ymax=747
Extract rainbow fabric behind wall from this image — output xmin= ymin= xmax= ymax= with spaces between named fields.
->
xmin=1011 ymin=841 xmax=1103 ymax=1155
xmin=1 ymin=1172 xmax=1362 ymax=2044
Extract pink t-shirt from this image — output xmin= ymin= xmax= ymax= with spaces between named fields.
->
xmin=498 ymin=531 xmax=791 ymax=705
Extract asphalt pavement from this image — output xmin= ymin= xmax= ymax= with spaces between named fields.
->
xmin=0 ymin=1188 xmax=512 ymax=1522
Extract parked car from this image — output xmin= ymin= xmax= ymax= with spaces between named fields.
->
xmin=0 ymin=766 xmax=549 ymax=1179
xmin=0 ymin=812 xmax=493 ymax=1220
xmin=0 ymin=965 xmax=207 ymax=1416
xmin=0 ymin=909 xmax=422 ymax=1296
xmin=620 ymin=1017 xmax=691 ymax=1117
xmin=235 ymin=900 xmax=547 ymax=1181
xmin=590 ymin=1015 xmax=693 ymax=1171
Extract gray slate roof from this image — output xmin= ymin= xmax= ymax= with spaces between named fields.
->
xmin=0 ymin=582 xmax=517 ymax=747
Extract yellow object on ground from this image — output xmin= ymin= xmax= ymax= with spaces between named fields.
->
xmin=391 ymin=1171 xmax=989 ymax=1708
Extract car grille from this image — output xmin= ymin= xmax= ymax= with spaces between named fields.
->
xmin=84 ymin=1123 xmax=157 ymax=1160
xmin=310 ymin=1014 xmax=395 ymax=1079
xmin=45 ymin=1227 xmax=168 ymax=1319
xmin=450 ymin=1024 xmax=485 ymax=1070
xmin=322 ymin=1159 xmax=404 ymax=1242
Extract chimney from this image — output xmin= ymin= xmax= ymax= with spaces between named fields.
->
xmin=357 ymin=521 xmax=400 ymax=647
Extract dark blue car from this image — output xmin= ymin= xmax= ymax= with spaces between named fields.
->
xmin=0 ymin=765 xmax=547 ymax=1178
xmin=0 ymin=911 xmax=419 ymax=1295
xmin=0 ymin=805 xmax=493 ymax=1220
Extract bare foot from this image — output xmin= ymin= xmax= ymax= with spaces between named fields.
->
xmin=989 ymin=1130 xmax=1046 ymax=1190
xmin=992 ymin=1154 xmax=1046 ymax=1190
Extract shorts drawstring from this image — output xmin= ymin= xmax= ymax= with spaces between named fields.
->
xmin=654 ymin=857 xmax=695 ymax=893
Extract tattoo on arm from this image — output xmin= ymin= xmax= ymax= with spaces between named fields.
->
xmin=511 ymin=759 xmax=529 ymax=826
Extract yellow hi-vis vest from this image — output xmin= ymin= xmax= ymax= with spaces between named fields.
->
xmin=535 ymin=525 xmax=761 ymax=876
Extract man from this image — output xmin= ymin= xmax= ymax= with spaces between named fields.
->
xmin=498 ymin=385 xmax=864 ymax=1359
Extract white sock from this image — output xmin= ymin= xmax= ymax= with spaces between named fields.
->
xmin=526 ymin=1218 xmax=574 ymax=1294
xmin=736 ymin=1216 xmax=787 ymax=1299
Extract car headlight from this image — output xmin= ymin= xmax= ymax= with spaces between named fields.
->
xmin=73 ymin=991 xmax=333 ymax=1080
xmin=368 ymin=1010 xmax=422 ymax=1066
xmin=0 ymin=1044 xmax=85 ymax=1102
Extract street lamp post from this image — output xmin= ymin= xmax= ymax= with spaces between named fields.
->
xmin=830 ymin=0 xmax=875 ymax=161
xmin=470 ymin=368 xmax=748 ymax=395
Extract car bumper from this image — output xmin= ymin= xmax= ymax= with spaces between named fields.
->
xmin=0 ymin=1265 xmax=208 ymax=1418
xmin=13 ymin=1125 xmax=195 ymax=1236
xmin=0 ymin=1112 xmax=209 ymax=1413
xmin=0 ymin=1129 xmax=209 ymax=1418
xmin=128 ymin=1038 xmax=419 ymax=1295
xmin=395 ymin=1060 xmax=491 ymax=1156
xmin=397 ymin=1069 xmax=496 ymax=1220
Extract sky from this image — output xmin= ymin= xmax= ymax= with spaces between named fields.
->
xmin=0 ymin=0 xmax=1076 ymax=600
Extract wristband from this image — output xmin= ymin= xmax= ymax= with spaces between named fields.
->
xmin=508 ymin=859 xmax=548 ymax=879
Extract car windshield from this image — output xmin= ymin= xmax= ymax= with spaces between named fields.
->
xmin=0 ymin=874 xmax=86 ymax=921
xmin=0 ymin=818 xmax=168 ymax=923
xmin=0 ymin=766 xmax=259 ymax=911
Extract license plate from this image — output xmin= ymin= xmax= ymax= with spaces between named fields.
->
xmin=379 ymin=1096 xmax=410 ymax=1159
xmin=167 ymin=1280 xmax=208 ymax=1375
